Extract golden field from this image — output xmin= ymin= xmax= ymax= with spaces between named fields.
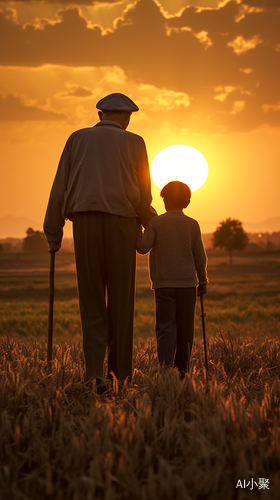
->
xmin=0 ymin=250 xmax=280 ymax=499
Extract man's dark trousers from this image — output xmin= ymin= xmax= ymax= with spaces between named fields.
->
xmin=73 ymin=211 xmax=137 ymax=382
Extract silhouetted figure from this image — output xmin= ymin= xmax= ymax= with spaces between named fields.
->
xmin=44 ymin=93 xmax=156 ymax=389
xmin=137 ymin=181 xmax=208 ymax=377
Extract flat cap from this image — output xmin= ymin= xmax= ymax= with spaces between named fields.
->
xmin=96 ymin=93 xmax=139 ymax=112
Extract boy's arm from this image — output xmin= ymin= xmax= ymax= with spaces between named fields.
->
xmin=136 ymin=218 xmax=157 ymax=254
xmin=193 ymin=223 xmax=209 ymax=287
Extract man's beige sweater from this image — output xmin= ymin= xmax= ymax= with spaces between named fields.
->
xmin=136 ymin=211 xmax=208 ymax=289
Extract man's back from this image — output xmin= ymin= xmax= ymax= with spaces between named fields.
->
xmin=62 ymin=121 xmax=148 ymax=219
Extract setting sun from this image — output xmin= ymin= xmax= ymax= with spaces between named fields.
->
xmin=151 ymin=145 xmax=208 ymax=192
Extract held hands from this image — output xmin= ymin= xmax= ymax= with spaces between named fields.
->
xmin=48 ymin=241 xmax=61 ymax=253
xmin=197 ymin=284 xmax=207 ymax=296
xmin=136 ymin=218 xmax=143 ymax=235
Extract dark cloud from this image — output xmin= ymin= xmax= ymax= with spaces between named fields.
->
xmin=0 ymin=1 xmax=119 ymax=4
xmin=0 ymin=8 xmax=103 ymax=66
xmin=166 ymin=1 xmax=239 ymax=39
xmin=0 ymin=94 xmax=67 ymax=121
xmin=61 ymin=87 xmax=93 ymax=97
xmin=243 ymin=0 xmax=280 ymax=7
xmin=0 ymin=0 xmax=279 ymax=132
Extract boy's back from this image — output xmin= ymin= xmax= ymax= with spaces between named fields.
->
xmin=136 ymin=210 xmax=208 ymax=289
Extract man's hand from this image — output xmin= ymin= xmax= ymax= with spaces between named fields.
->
xmin=48 ymin=241 xmax=61 ymax=253
xmin=197 ymin=284 xmax=207 ymax=296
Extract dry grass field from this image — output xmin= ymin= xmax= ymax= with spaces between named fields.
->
xmin=0 ymin=249 xmax=280 ymax=499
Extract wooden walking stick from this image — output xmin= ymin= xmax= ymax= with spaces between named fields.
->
xmin=47 ymin=251 xmax=55 ymax=368
xmin=200 ymin=294 xmax=208 ymax=373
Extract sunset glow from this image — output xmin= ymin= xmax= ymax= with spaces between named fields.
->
xmin=151 ymin=146 xmax=208 ymax=192
xmin=0 ymin=0 xmax=279 ymax=237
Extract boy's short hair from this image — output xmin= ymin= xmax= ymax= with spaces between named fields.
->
xmin=160 ymin=181 xmax=191 ymax=208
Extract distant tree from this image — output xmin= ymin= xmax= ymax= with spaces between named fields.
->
xmin=22 ymin=227 xmax=48 ymax=254
xmin=212 ymin=218 xmax=249 ymax=264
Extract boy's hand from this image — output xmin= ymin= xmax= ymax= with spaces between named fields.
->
xmin=197 ymin=284 xmax=207 ymax=296
xmin=48 ymin=241 xmax=61 ymax=253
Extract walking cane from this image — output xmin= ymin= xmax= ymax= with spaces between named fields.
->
xmin=200 ymin=294 xmax=208 ymax=373
xmin=47 ymin=251 xmax=55 ymax=369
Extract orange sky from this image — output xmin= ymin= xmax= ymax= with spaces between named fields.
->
xmin=0 ymin=0 xmax=279 ymax=237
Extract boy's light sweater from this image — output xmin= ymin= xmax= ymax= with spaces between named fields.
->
xmin=136 ymin=210 xmax=208 ymax=289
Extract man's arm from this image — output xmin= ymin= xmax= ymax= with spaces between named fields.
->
xmin=43 ymin=139 xmax=71 ymax=249
xmin=136 ymin=138 xmax=158 ymax=227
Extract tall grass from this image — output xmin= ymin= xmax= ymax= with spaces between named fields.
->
xmin=1 ymin=334 xmax=280 ymax=499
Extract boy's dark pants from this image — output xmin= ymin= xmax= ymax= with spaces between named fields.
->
xmin=155 ymin=287 xmax=196 ymax=374
xmin=73 ymin=211 xmax=137 ymax=383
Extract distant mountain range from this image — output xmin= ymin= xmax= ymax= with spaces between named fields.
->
xmin=242 ymin=218 xmax=280 ymax=234
xmin=0 ymin=215 xmax=279 ymax=239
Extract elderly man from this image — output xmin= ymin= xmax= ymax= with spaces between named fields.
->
xmin=44 ymin=93 xmax=156 ymax=390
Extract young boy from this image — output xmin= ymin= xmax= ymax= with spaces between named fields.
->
xmin=136 ymin=181 xmax=208 ymax=376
